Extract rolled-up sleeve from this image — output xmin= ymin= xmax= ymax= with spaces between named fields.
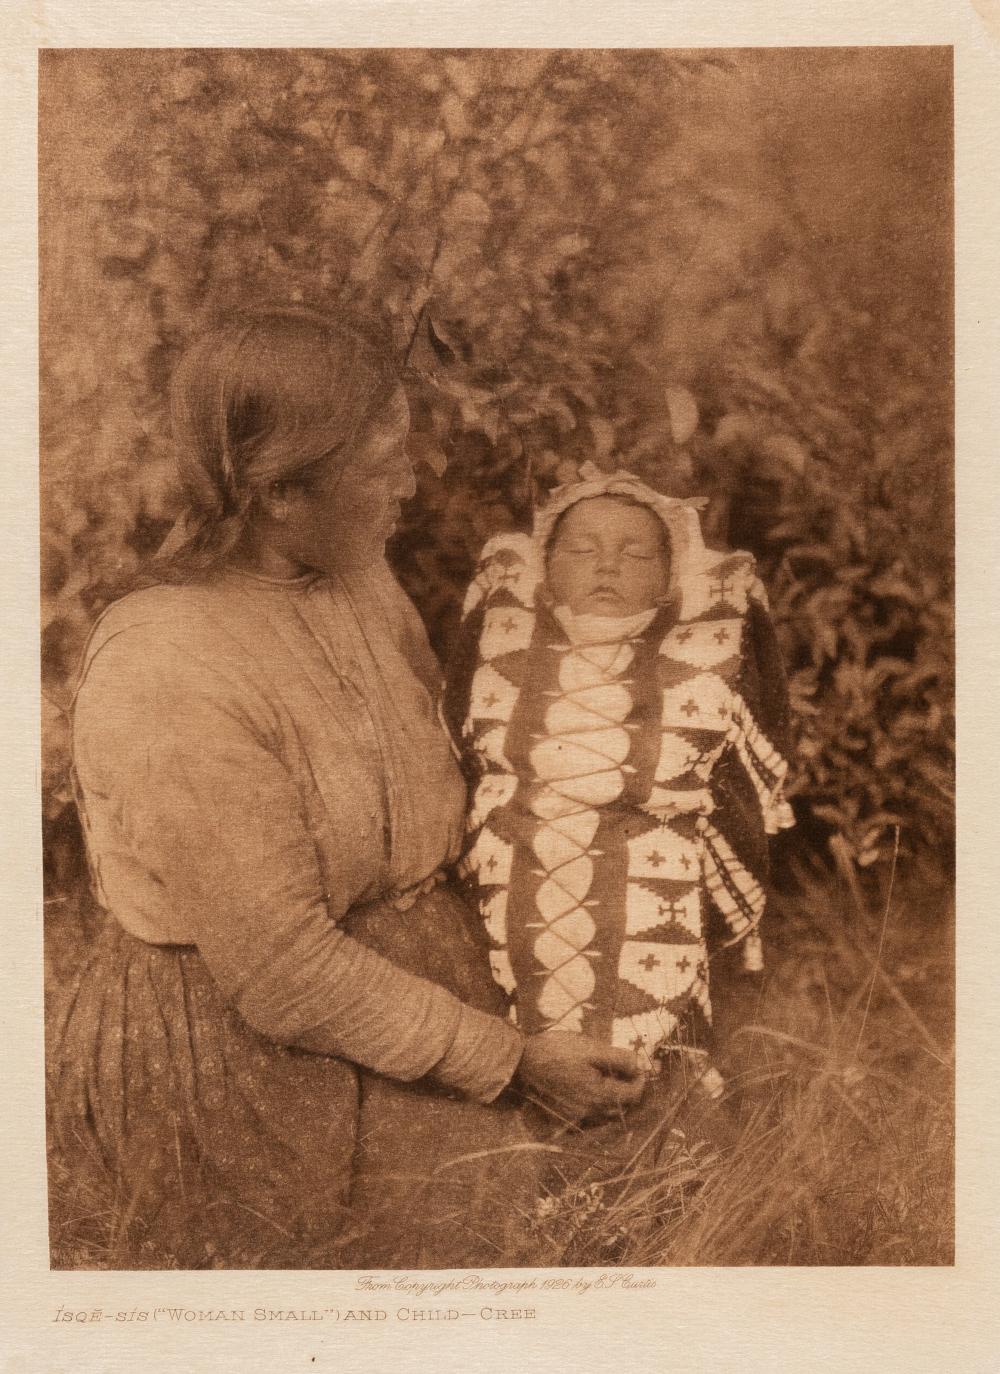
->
xmin=72 ymin=632 xmax=523 ymax=1104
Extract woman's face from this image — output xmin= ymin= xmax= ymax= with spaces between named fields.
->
xmin=279 ymin=387 xmax=415 ymax=576
xmin=546 ymin=496 xmax=671 ymax=616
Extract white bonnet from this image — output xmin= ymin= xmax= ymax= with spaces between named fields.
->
xmin=532 ymin=461 xmax=714 ymax=592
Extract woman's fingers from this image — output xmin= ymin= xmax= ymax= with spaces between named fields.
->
xmin=586 ymin=1043 xmax=644 ymax=1080
xmin=515 ymin=1030 xmax=648 ymax=1121
xmin=585 ymin=1045 xmax=646 ymax=1115
xmin=596 ymin=1069 xmax=646 ymax=1112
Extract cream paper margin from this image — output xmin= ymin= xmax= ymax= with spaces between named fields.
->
xmin=2 ymin=3 xmax=997 ymax=1371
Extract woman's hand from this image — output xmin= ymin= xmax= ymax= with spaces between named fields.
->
xmin=514 ymin=1030 xmax=647 ymax=1123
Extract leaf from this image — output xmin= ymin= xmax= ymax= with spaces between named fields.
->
xmin=406 ymin=431 xmax=449 ymax=478
xmin=713 ymin=412 xmax=756 ymax=448
xmin=868 ymin=573 xmax=921 ymax=604
xmin=665 ymin=385 xmax=698 ymax=445
xmin=442 ymin=54 xmax=480 ymax=100
xmin=426 ymin=316 xmax=460 ymax=365
xmin=787 ymin=544 xmax=834 ymax=565
xmin=589 ymin=416 xmax=615 ymax=462
xmin=336 ymin=143 xmax=369 ymax=178
xmin=439 ymin=92 xmax=468 ymax=140
xmin=812 ymin=803 xmax=850 ymax=828
xmin=554 ymin=232 xmax=588 ymax=258
xmin=761 ymin=433 xmax=808 ymax=475
xmin=434 ymin=373 xmax=494 ymax=407
xmin=169 ymin=63 xmax=205 ymax=103
xmin=443 ymin=189 xmax=491 ymax=226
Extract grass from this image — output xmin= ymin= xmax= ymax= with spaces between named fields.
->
xmin=46 ymin=853 xmax=953 ymax=1269
xmin=530 ymin=850 xmax=953 ymax=1267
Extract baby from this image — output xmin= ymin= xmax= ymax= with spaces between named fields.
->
xmin=444 ymin=463 xmax=794 ymax=1090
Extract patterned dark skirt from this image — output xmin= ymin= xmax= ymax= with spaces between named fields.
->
xmin=46 ymin=882 xmax=542 ymax=1270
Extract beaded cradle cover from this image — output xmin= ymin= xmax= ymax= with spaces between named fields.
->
xmin=444 ymin=468 xmax=794 ymax=1071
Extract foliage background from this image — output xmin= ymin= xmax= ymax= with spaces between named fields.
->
xmin=39 ymin=47 xmax=953 ymax=893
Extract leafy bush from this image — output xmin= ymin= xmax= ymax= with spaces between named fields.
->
xmin=39 ymin=47 xmax=953 ymax=886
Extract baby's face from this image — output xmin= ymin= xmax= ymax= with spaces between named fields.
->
xmin=546 ymin=496 xmax=670 ymax=617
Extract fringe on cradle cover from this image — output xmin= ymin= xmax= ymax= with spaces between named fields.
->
xmin=443 ymin=532 xmax=794 ymax=1074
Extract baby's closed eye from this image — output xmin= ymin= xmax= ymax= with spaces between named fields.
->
xmin=555 ymin=543 xmax=658 ymax=560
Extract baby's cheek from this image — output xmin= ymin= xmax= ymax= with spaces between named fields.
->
xmin=546 ymin=565 xmax=583 ymax=609
xmin=645 ymin=559 xmax=672 ymax=604
xmin=626 ymin=571 xmax=664 ymax=611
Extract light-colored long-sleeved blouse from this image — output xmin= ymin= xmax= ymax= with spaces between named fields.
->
xmin=71 ymin=559 xmax=523 ymax=1103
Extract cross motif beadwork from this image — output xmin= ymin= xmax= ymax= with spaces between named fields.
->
xmin=639 ymin=953 xmax=661 ymax=972
xmin=710 ymin=574 xmax=735 ymax=604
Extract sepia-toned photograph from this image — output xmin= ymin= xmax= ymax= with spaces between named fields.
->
xmin=39 ymin=46 xmax=954 ymax=1271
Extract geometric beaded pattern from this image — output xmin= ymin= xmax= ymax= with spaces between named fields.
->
xmin=456 ymin=530 xmax=791 ymax=1070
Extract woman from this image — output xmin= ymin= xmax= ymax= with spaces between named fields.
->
xmin=48 ymin=307 xmax=645 ymax=1270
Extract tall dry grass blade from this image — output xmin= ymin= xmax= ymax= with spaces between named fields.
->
xmin=870 ymin=966 xmax=950 ymax=1064
xmin=853 ymin=825 xmax=900 ymax=1059
xmin=430 ymin=1140 xmax=567 ymax=1174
